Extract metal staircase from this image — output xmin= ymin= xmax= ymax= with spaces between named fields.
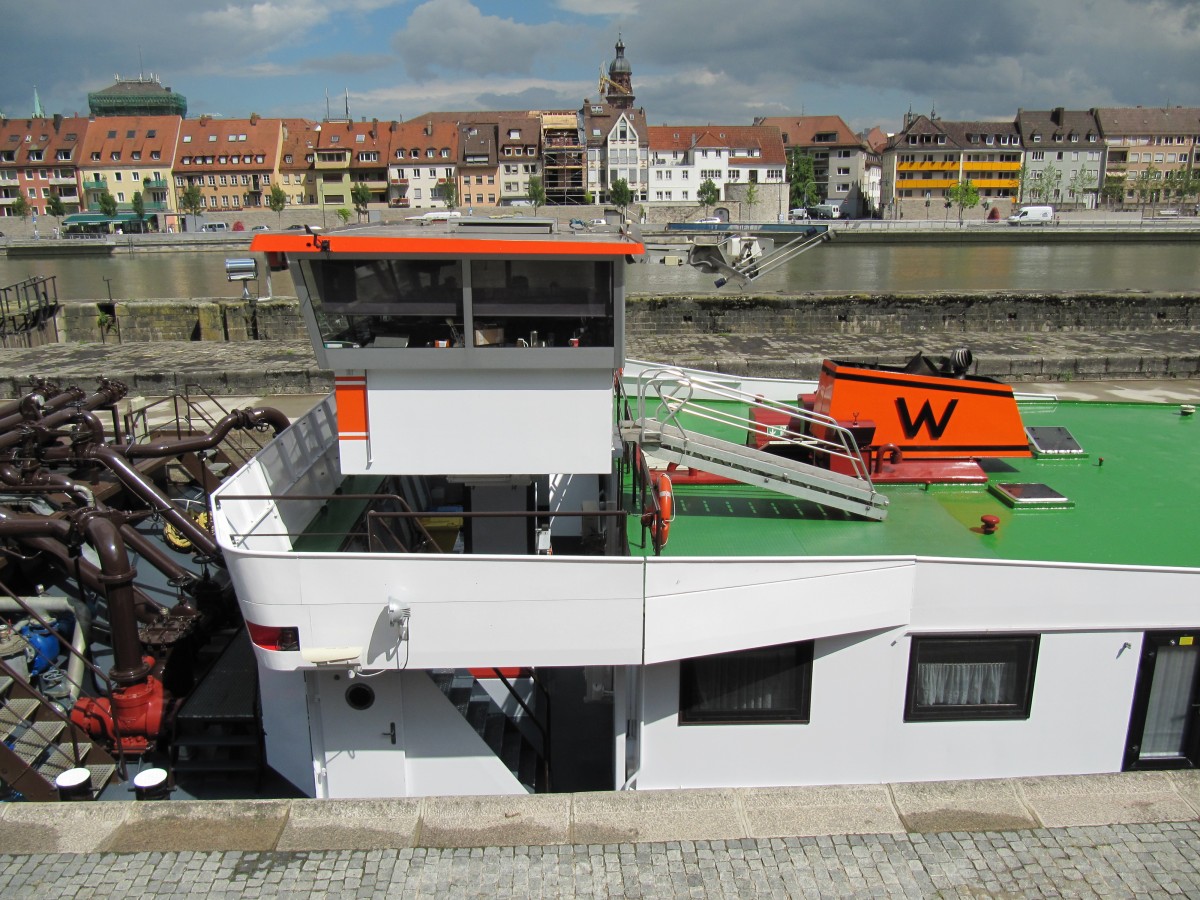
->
xmin=0 ymin=668 xmax=120 ymax=802
xmin=624 ymin=367 xmax=889 ymax=521
xmin=429 ymin=669 xmax=549 ymax=793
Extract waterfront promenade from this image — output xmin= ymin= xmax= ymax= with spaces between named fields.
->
xmin=3 ymin=773 xmax=1200 ymax=896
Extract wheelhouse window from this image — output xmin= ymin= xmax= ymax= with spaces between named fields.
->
xmin=304 ymin=258 xmax=463 ymax=349
xmin=905 ymin=635 xmax=1039 ymax=722
xmin=470 ymin=258 xmax=613 ymax=348
xmin=679 ymin=641 xmax=813 ymax=725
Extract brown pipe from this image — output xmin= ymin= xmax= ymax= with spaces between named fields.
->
xmin=0 ymin=507 xmax=152 ymax=683
xmin=0 ymin=463 xmax=95 ymax=508
xmin=0 ymin=463 xmax=199 ymax=603
xmin=0 ymin=380 xmax=64 ymax=422
xmin=77 ymin=512 xmax=150 ymax=686
xmin=122 ymin=407 xmax=290 ymax=457
xmin=0 ymin=510 xmax=169 ymax=621
xmin=0 ymin=385 xmax=124 ymax=452
xmin=75 ymin=445 xmax=222 ymax=559
xmin=118 ymin=523 xmax=199 ymax=590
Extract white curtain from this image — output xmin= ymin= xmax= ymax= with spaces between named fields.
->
xmin=917 ymin=661 xmax=1014 ymax=707
xmin=689 ymin=647 xmax=798 ymax=713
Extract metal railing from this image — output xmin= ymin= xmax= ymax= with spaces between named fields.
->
xmin=486 ymin=667 xmax=553 ymax=792
xmin=631 ymin=366 xmax=874 ymax=484
xmin=218 ymin=492 xmax=630 ymax=552
xmin=0 ymin=577 xmax=128 ymax=783
xmin=123 ymin=385 xmax=274 ymax=469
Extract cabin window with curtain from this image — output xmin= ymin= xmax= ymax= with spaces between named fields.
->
xmin=905 ymin=635 xmax=1039 ymax=722
xmin=679 ymin=641 xmax=813 ymax=725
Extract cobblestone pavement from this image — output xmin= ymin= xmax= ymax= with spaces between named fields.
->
xmin=3 ymin=821 xmax=1199 ymax=898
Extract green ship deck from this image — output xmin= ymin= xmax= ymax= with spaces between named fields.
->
xmin=629 ymin=399 xmax=1200 ymax=568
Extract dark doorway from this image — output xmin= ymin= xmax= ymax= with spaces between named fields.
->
xmin=1125 ymin=632 xmax=1200 ymax=770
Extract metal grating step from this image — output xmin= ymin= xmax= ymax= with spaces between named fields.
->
xmin=0 ymin=699 xmax=40 ymax=740
xmin=9 ymin=720 xmax=67 ymax=765
xmin=87 ymin=763 xmax=118 ymax=791
xmin=38 ymin=741 xmax=96 ymax=779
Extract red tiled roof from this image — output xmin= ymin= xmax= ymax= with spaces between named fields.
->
xmin=647 ymin=125 xmax=785 ymax=164
xmin=755 ymin=115 xmax=859 ymax=147
xmin=174 ymin=116 xmax=281 ymax=169
xmin=79 ymin=115 xmax=181 ymax=167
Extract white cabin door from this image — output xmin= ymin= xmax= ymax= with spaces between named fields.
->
xmin=1125 ymin=633 xmax=1200 ymax=770
xmin=313 ymin=670 xmax=408 ymax=797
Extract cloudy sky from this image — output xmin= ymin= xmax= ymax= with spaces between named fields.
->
xmin=3 ymin=0 xmax=1198 ymax=134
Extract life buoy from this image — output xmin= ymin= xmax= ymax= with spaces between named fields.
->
xmin=653 ymin=473 xmax=673 ymax=547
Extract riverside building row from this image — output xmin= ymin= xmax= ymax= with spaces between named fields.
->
xmin=1 ymin=40 xmax=1198 ymax=226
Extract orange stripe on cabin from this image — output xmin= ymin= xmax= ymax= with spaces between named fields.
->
xmin=335 ymin=376 xmax=369 ymax=441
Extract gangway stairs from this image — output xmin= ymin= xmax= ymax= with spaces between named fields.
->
xmin=625 ymin=367 xmax=889 ymax=521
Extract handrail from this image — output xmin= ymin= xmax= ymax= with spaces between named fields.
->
xmin=489 ymin=667 xmax=552 ymax=792
xmin=633 ymin=366 xmax=875 ymax=485
xmin=217 ymin=492 xmax=630 ymax=547
xmin=123 ymin=386 xmax=273 ymax=469
xmin=0 ymin=576 xmax=127 ymax=781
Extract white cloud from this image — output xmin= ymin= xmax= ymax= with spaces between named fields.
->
xmin=392 ymin=0 xmax=574 ymax=79
xmin=554 ymin=0 xmax=640 ymax=14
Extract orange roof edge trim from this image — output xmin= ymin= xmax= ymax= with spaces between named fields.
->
xmin=250 ymin=235 xmax=645 ymax=257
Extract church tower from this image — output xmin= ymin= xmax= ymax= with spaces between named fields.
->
xmin=604 ymin=36 xmax=635 ymax=110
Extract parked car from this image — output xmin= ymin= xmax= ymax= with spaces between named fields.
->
xmin=250 ymin=224 xmax=271 ymax=231
xmin=199 ymin=222 xmax=229 ymax=232
xmin=569 ymin=219 xmax=585 ymax=230
xmin=588 ymin=218 xmax=608 ymax=227
xmin=284 ymin=224 xmax=322 ymax=232
xmin=695 ymin=216 xmax=722 ymax=224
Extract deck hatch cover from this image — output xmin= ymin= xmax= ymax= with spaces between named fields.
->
xmin=989 ymin=482 xmax=1074 ymax=509
xmin=1025 ymin=426 xmax=1086 ymax=457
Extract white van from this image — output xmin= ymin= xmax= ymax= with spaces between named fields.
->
xmin=200 ymin=222 xmax=229 ymax=232
xmin=788 ymin=208 xmax=810 ymax=221
xmin=1008 ymin=205 xmax=1054 ymax=226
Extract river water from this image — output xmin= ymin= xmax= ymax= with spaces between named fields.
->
xmin=1 ymin=243 xmax=1198 ymax=302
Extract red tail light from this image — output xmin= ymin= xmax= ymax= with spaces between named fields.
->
xmin=247 ymin=622 xmax=300 ymax=651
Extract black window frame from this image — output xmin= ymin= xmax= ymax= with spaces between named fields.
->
xmin=679 ymin=641 xmax=813 ymax=726
xmin=905 ymin=634 xmax=1039 ymax=722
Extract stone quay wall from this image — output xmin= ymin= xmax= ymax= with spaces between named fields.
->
xmin=53 ymin=291 xmax=1200 ymax=348
xmin=624 ymin=292 xmax=1200 ymax=338
xmin=57 ymin=297 xmax=308 ymax=344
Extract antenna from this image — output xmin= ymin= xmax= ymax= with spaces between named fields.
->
xmin=344 ymin=88 xmax=350 ymax=119
xmin=325 ymin=88 xmax=330 ymax=120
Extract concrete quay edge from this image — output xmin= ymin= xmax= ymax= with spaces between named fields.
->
xmin=1 ymin=771 xmax=1199 ymax=855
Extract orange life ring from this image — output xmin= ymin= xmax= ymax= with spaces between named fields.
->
xmin=653 ymin=473 xmax=673 ymax=547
